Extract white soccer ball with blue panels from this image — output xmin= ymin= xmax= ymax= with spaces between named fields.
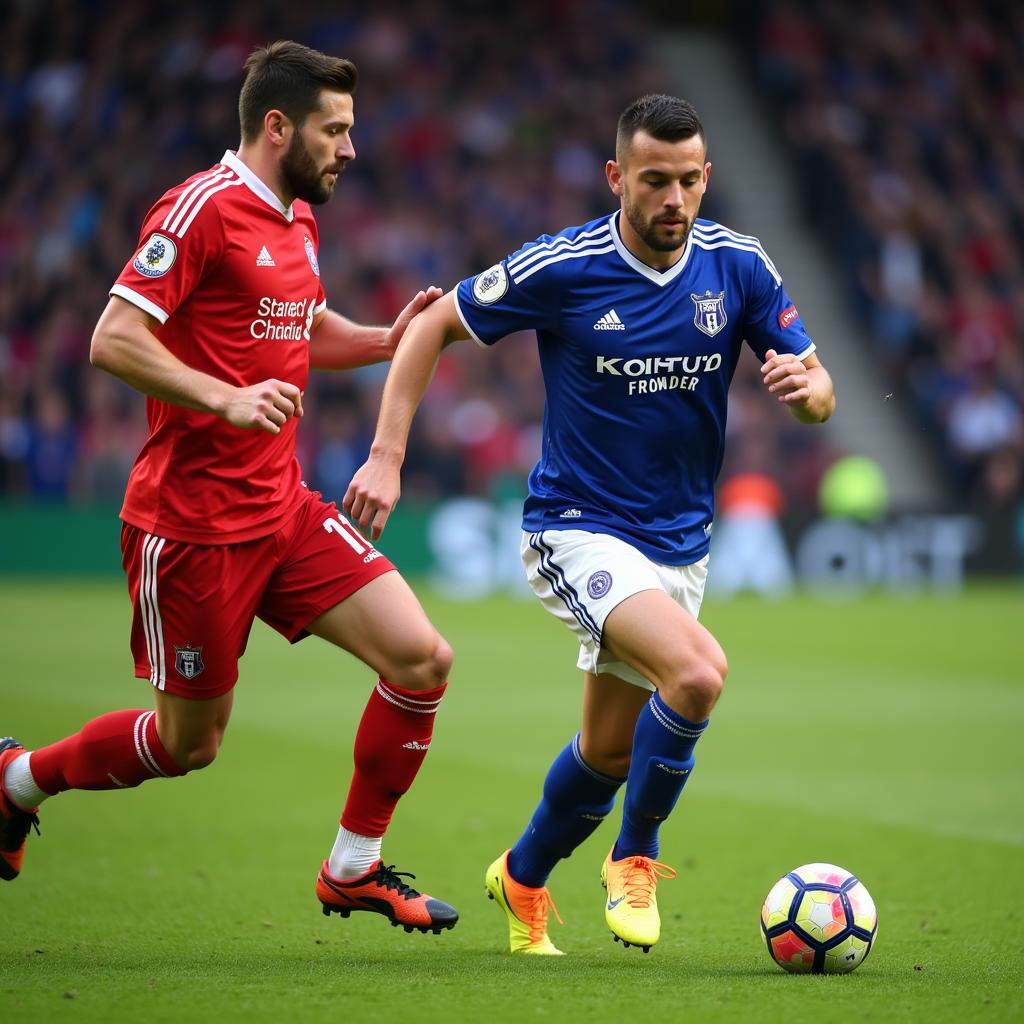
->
xmin=760 ymin=863 xmax=877 ymax=974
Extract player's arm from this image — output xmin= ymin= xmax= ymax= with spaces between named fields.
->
xmin=343 ymin=290 xmax=470 ymax=539
xmin=760 ymin=349 xmax=835 ymax=424
xmin=308 ymin=287 xmax=444 ymax=370
xmin=90 ymin=296 xmax=302 ymax=435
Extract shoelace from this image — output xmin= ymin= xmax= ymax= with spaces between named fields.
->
xmin=523 ymin=888 xmax=564 ymax=944
xmin=620 ymin=857 xmax=677 ymax=909
xmin=371 ymin=863 xmax=423 ymax=900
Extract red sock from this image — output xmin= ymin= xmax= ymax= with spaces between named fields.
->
xmin=340 ymin=678 xmax=446 ymax=837
xmin=29 ymin=709 xmax=186 ymax=794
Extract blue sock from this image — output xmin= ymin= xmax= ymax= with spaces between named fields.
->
xmin=614 ymin=692 xmax=708 ymax=860
xmin=508 ymin=734 xmax=625 ymax=888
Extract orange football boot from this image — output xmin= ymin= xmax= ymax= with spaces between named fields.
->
xmin=316 ymin=859 xmax=458 ymax=934
xmin=1 ymin=738 xmax=40 ymax=882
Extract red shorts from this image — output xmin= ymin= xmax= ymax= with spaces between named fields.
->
xmin=120 ymin=488 xmax=395 ymax=699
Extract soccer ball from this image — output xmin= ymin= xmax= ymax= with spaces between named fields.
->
xmin=760 ymin=863 xmax=877 ymax=974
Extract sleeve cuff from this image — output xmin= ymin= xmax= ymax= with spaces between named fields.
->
xmin=452 ymin=291 xmax=487 ymax=348
xmin=109 ymin=285 xmax=170 ymax=324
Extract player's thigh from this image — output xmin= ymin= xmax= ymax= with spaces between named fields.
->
xmin=305 ymin=570 xmax=449 ymax=684
xmin=601 ymin=587 xmax=724 ymax=692
xmin=258 ymin=494 xmax=398 ymax=647
xmin=121 ymin=524 xmax=270 ymax=700
xmin=520 ymin=528 xmax=663 ymax=656
xmin=579 ymin=671 xmax=651 ymax=778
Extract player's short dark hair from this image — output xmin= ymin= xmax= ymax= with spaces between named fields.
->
xmin=239 ymin=40 xmax=357 ymax=142
xmin=616 ymin=94 xmax=706 ymax=162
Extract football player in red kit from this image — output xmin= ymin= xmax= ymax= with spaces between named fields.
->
xmin=0 ymin=40 xmax=458 ymax=935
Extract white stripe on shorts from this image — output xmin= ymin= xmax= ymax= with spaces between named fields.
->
xmin=530 ymin=532 xmax=602 ymax=645
xmin=140 ymin=534 xmax=167 ymax=689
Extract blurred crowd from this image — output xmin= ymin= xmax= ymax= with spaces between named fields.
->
xmin=742 ymin=0 xmax=1024 ymax=511
xmin=14 ymin=0 xmax=1000 ymax=517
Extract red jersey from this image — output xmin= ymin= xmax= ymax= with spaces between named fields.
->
xmin=111 ymin=151 xmax=327 ymax=544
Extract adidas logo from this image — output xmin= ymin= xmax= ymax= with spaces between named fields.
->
xmin=593 ymin=308 xmax=626 ymax=331
xmin=256 ymin=245 xmax=275 ymax=267
xmin=560 ymin=508 xmax=582 ymax=518
xmin=402 ymin=740 xmax=430 ymax=751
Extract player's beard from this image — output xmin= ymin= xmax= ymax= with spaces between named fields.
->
xmin=622 ymin=192 xmax=691 ymax=253
xmin=282 ymin=130 xmax=340 ymax=205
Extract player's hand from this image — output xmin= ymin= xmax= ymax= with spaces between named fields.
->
xmin=760 ymin=349 xmax=811 ymax=407
xmin=343 ymin=455 xmax=402 ymax=540
xmin=383 ymin=287 xmax=444 ymax=358
xmin=222 ymin=379 xmax=304 ymax=435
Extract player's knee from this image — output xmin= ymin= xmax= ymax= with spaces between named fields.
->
xmin=592 ymin=749 xmax=632 ymax=778
xmin=392 ymin=631 xmax=453 ymax=691
xmin=164 ymin=733 xmax=223 ymax=772
xmin=662 ymin=659 xmax=725 ymax=717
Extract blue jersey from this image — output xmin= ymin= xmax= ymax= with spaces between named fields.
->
xmin=453 ymin=212 xmax=815 ymax=565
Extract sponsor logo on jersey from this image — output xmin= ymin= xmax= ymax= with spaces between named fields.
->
xmin=595 ymin=353 xmax=723 ymax=376
xmin=304 ymin=235 xmax=320 ymax=276
xmin=250 ymin=295 xmax=314 ymax=341
xmin=133 ymin=233 xmax=177 ymax=278
xmin=256 ymin=245 xmax=276 ymax=267
xmin=778 ymin=304 xmax=799 ymax=329
xmin=472 ymin=263 xmax=509 ymax=305
xmin=593 ymin=308 xmax=626 ymax=330
xmin=587 ymin=570 xmax=612 ymax=599
xmin=691 ymin=289 xmax=728 ymax=337
xmin=174 ymin=645 xmax=205 ymax=679
xmin=560 ymin=508 xmax=582 ymax=518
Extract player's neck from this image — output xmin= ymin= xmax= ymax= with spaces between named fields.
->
xmin=234 ymin=144 xmax=295 ymax=208
xmin=616 ymin=211 xmax=685 ymax=272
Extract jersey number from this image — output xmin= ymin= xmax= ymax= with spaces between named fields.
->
xmin=323 ymin=515 xmax=372 ymax=554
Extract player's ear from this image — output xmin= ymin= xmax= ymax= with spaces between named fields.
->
xmin=606 ymin=159 xmax=624 ymax=197
xmin=263 ymin=109 xmax=291 ymax=148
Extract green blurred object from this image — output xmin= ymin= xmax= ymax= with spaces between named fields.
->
xmin=819 ymin=455 xmax=890 ymax=521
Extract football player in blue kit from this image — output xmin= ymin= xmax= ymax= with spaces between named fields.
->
xmin=343 ymin=94 xmax=835 ymax=955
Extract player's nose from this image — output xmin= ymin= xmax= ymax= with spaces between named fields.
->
xmin=664 ymin=183 xmax=685 ymax=207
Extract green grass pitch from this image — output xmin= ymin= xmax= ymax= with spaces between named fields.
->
xmin=1 ymin=579 xmax=1022 ymax=1022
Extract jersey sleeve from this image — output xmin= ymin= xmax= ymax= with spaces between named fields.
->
xmin=109 ymin=190 xmax=226 ymax=324
xmin=742 ymin=246 xmax=815 ymax=362
xmin=453 ymin=236 xmax=561 ymax=346
xmin=305 ymin=212 xmax=327 ymax=316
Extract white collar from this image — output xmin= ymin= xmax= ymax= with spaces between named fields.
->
xmin=609 ymin=211 xmax=692 ymax=286
xmin=221 ymin=150 xmax=294 ymax=221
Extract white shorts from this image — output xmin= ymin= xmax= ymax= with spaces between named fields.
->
xmin=521 ymin=529 xmax=710 ymax=691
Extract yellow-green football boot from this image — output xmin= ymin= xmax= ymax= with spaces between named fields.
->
xmin=485 ymin=850 xmax=564 ymax=955
xmin=600 ymin=848 xmax=677 ymax=952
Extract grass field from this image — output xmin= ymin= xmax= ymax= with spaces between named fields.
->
xmin=1 ymin=579 xmax=1022 ymax=1022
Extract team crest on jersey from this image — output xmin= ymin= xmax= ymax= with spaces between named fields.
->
xmin=472 ymin=263 xmax=508 ymax=305
xmin=303 ymin=236 xmax=320 ymax=277
xmin=133 ymin=233 xmax=177 ymax=278
xmin=691 ymin=290 xmax=728 ymax=337
xmin=174 ymin=645 xmax=205 ymax=680
xmin=587 ymin=570 xmax=612 ymax=599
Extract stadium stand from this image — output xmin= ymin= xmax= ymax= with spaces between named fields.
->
xmin=6 ymin=0 xmax=1017 ymax=518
